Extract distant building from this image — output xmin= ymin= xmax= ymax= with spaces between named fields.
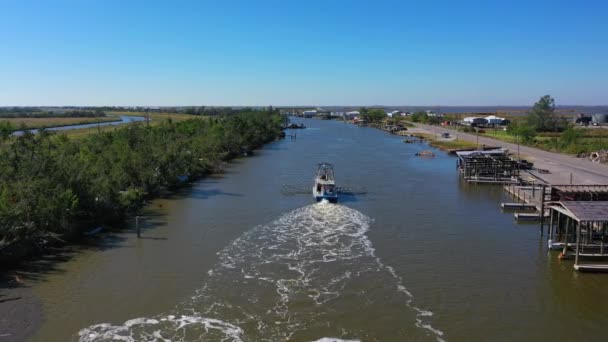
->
xmin=591 ymin=113 xmax=608 ymax=125
xmin=485 ymin=115 xmax=506 ymax=125
xmin=426 ymin=110 xmax=443 ymax=118
xmin=463 ymin=117 xmax=488 ymax=126
xmin=344 ymin=111 xmax=359 ymax=120
xmin=303 ymin=110 xmax=317 ymax=118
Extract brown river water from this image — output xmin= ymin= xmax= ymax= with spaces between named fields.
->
xmin=20 ymin=118 xmax=608 ymax=341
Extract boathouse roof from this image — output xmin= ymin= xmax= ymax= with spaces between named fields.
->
xmin=550 ymin=201 xmax=608 ymax=222
xmin=455 ymin=149 xmax=508 ymax=157
xmin=552 ymin=185 xmax=608 ymax=194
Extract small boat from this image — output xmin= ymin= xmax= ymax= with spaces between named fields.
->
xmin=312 ymin=163 xmax=338 ymax=202
xmin=415 ymin=150 xmax=435 ymax=157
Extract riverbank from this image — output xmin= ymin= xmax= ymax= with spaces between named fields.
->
xmin=406 ymin=131 xmax=479 ymax=151
xmin=411 ymin=122 xmax=608 ymax=184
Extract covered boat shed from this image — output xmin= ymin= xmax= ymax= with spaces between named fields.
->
xmin=549 ymin=185 xmax=608 ymax=201
xmin=456 ymin=149 xmax=519 ymax=183
xmin=548 ymin=201 xmax=608 ymax=272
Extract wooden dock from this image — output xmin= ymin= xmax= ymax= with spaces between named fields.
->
xmin=503 ymin=184 xmax=549 ymax=211
xmin=514 ymin=212 xmax=548 ymax=221
xmin=501 ymin=203 xmax=537 ymax=211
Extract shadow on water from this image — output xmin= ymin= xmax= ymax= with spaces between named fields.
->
xmin=0 ymin=206 xmax=173 ymax=286
xmin=137 ymin=236 xmax=168 ymax=241
xmin=189 ymin=188 xmax=242 ymax=199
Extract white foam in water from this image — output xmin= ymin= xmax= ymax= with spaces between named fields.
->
xmin=78 ymin=202 xmax=445 ymax=341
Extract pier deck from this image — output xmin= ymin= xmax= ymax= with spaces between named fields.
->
xmin=574 ymin=264 xmax=608 ymax=272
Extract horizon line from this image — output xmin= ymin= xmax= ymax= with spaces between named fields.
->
xmin=1 ymin=104 xmax=608 ymax=108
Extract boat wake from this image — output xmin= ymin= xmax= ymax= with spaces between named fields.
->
xmin=78 ymin=202 xmax=444 ymax=341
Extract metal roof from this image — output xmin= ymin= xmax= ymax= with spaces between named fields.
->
xmin=455 ymin=149 xmax=508 ymax=157
xmin=552 ymin=185 xmax=608 ymax=194
xmin=550 ymin=201 xmax=608 ymax=222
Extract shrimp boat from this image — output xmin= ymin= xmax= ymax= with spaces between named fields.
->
xmin=312 ymin=163 xmax=338 ymax=202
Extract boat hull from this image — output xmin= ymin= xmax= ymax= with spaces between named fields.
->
xmin=312 ymin=187 xmax=338 ymax=202
xmin=314 ymin=194 xmax=338 ymax=203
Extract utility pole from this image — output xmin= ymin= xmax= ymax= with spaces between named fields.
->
xmin=517 ymin=134 xmax=520 ymax=162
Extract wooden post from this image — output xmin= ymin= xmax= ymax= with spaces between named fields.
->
xmin=549 ymin=208 xmax=554 ymax=240
xmin=601 ymin=223 xmax=605 ymax=256
xmin=136 ymin=215 xmax=141 ymax=238
xmin=555 ymin=211 xmax=562 ymax=242
xmin=575 ymin=221 xmax=581 ymax=267
xmin=540 ymin=185 xmax=546 ymax=235
xmin=562 ymin=216 xmax=570 ymax=256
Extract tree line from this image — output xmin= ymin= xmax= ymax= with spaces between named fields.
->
xmin=0 ymin=109 xmax=282 ymax=256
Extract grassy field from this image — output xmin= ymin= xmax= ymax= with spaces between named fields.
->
xmin=61 ymin=112 xmax=208 ymax=139
xmin=444 ymin=125 xmax=608 ymax=154
xmin=0 ymin=116 xmax=120 ymax=130
xmin=108 ymin=111 xmax=205 ymax=123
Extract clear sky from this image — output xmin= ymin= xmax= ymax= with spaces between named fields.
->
xmin=1 ymin=0 xmax=606 ymax=106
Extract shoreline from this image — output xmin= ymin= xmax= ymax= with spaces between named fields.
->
xmin=409 ymin=123 xmax=608 ymax=184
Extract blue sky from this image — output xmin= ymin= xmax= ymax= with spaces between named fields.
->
xmin=1 ymin=0 xmax=607 ymax=106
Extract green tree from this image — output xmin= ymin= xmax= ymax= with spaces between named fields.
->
xmin=561 ymin=127 xmax=582 ymax=146
xmin=507 ymin=122 xmax=537 ymax=143
xmin=359 ymin=108 xmax=386 ymax=123
xmin=410 ymin=111 xmax=428 ymax=123
xmin=527 ymin=95 xmax=556 ymax=132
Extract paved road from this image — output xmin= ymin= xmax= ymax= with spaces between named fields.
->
xmin=413 ymin=123 xmax=608 ymax=185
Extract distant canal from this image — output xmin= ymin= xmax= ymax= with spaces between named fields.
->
xmin=12 ymin=115 xmax=145 ymax=135
xmin=25 ymin=118 xmax=608 ymax=341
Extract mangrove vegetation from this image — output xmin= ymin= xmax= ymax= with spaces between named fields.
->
xmin=0 ymin=109 xmax=282 ymax=263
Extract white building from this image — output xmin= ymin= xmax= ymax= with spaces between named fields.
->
xmin=344 ymin=111 xmax=360 ymax=120
xmin=463 ymin=117 xmax=488 ymax=126
xmin=485 ymin=115 xmax=505 ymax=125
xmin=426 ymin=110 xmax=443 ymax=117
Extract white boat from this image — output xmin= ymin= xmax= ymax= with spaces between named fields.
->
xmin=312 ymin=163 xmax=338 ymax=202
